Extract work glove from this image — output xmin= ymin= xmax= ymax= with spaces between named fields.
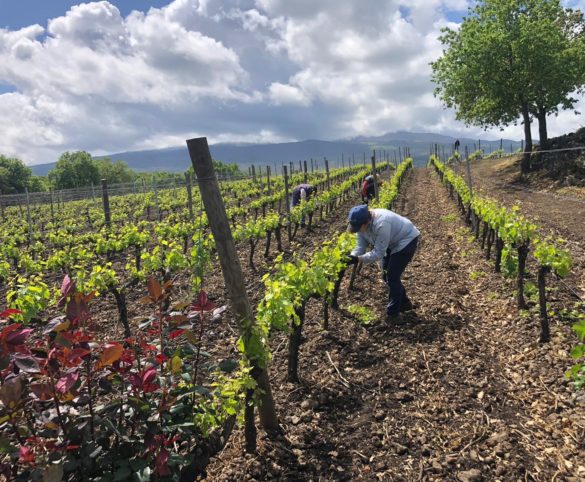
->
xmin=345 ymin=254 xmax=359 ymax=265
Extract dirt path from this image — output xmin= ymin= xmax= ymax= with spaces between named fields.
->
xmin=205 ymin=168 xmax=584 ymax=482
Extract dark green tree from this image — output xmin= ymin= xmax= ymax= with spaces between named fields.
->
xmin=0 ymin=155 xmax=33 ymax=194
xmin=432 ymin=0 xmax=585 ymax=174
xmin=187 ymin=159 xmax=242 ymax=178
xmin=95 ymin=158 xmax=135 ymax=184
xmin=48 ymin=151 xmax=100 ymax=189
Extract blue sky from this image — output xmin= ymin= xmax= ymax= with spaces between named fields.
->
xmin=0 ymin=1 xmax=171 ymax=29
xmin=0 ymin=0 xmax=583 ymax=164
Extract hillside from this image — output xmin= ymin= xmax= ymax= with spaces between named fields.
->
xmin=30 ymin=132 xmax=522 ymax=175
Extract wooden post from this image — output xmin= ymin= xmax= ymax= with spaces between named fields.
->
xmin=465 ymin=146 xmax=474 ymax=199
xmin=289 ymin=161 xmax=294 ymax=174
xmin=342 ymin=153 xmax=345 ymax=168
xmin=251 ymin=164 xmax=257 ymax=183
xmin=266 ymin=165 xmax=271 ymax=194
xmin=299 ymin=160 xmax=302 ymax=172
xmin=371 ymin=151 xmax=379 ymax=203
xmin=49 ymin=190 xmax=54 ymax=225
xmin=310 ymin=158 xmax=314 ymax=173
xmin=25 ymin=188 xmax=33 ymax=244
xmin=185 ymin=172 xmax=194 ymax=220
xmin=186 ymin=137 xmax=279 ymax=441
xmin=101 ymin=179 xmax=111 ymax=227
xmin=284 ymin=166 xmax=292 ymax=242
xmin=324 ymin=158 xmax=330 ymax=188
xmin=303 ymin=160 xmax=308 ymax=183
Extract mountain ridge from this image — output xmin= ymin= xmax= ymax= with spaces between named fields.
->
xmin=30 ymin=132 xmax=522 ymax=176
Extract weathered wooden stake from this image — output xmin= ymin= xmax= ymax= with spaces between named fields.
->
xmin=25 ymin=188 xmax=33 ymax=244
xmin=303 ymin=160 xmax=308 ymax=183
xmin=185 ymin=172 xmax=194 ymax=220
xmin=266 ymin=165 xmax=271 ymax=193
xmin=371 ymin=151 xmax=379 ymax=203
xmin=186 ymin=137 xmax=279 ymax=448
xmin=283 ymin=166 xmax=292 ymax=242
xmin=101 ymin=179 xmax=111 ymax=227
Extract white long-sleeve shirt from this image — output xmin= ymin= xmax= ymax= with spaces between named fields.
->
xmin=351 ymin=209 xmax=420 ymax=265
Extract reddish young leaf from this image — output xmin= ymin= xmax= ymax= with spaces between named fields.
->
xmin=29 ymin=383 xmax=53 ymax=401
xmin=5 ymin=327 xmax=33 ymax=347
xmin=143 ymin=367 xmax=157 ymax=384
xmin=168 ymin=329 xmax=185 ymax=340
xmin=192 ymin=291 xmax=215 ymax=312
xmin=0 ymin=309 xmax=22 ymax=320
xmin=58 ymin=275 xmax=76 ymax=307
xmin=97 ymin=343 xmax=123 ymax=368
xmin=66 ymin=293 xmax=90 ymax=324
xmin=18 ymin=446 xmax=35 ymax=464
xmin=155 ymin=449 xmax=171 ymax=476
xmin=147 ymin=277 xmax=163 ymax=302
xmin=56 ymin=372 xmax=79 ymax=394
xmin=65 ymin=348 xmax=91 ymax=367
xmin=0 ymin=376 xmax=23 ymax=407
xmin=154 ymin=353 xmax=168 ymax=365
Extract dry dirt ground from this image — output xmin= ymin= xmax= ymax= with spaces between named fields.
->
xmin=203 ymin=168 xmax=585 ymax=482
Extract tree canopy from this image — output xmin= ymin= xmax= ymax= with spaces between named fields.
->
xmin=48 ymin=151 xmax=101 ymax=189
xmin=431 ymin=0 xmax=585 ymax=173
xmin=0 ymin=155 xmax=33 ymax=194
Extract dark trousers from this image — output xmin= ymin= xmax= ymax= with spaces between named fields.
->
xmin=383 ymin=236 xmax=418 ymax=316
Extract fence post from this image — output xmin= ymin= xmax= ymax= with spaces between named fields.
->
xmin=251 ymin=164 xmax=257 ymax=183
xmin=371 ymin=151 xmax=379 ymax=203
xmin=101 ymin=179 xmax=111 ymax=227
xmin=49 ymin=190 xmax=55 ymax=225
xmin=25 ymin=188 xmax=33 ymax=244
xmin=283 ymin=166 xmax=292 ymax=242
xmin=325 ymin=158 xmax=330 ymax=189
xmin=465 ymin=146 xmax=474 ymax=199
xmin=153 ymin=177 xmax=159 ymax=216
xmin=303 ymin=160 xmax=308 ymax=183
xmin=266 ymin=165 xmax=271 ymax=194
xmin=310 ymin=158 xmax=314 ymax=173
xmin=186 ymin=137 xmax=279 ymax=445
xmin=91 ymin=183 xmax=96 ymax=206
xmin=185 ymin=172 xmax=194 ymax=220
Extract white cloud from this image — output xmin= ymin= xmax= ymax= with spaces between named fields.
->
xmin=0 ymin=0 xmax=583 ymax=165
xmin=268 ymin=82 xmax=310 ymax=106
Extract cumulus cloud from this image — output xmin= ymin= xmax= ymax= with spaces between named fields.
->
xmin=0 ymin=0 xmax=583 ymax=164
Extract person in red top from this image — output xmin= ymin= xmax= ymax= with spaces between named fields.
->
xmin=360 ymin=174 xmax=382 ymax=203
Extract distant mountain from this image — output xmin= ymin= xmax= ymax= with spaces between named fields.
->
xmin=30 ymin=132 xmax=522 ymax=175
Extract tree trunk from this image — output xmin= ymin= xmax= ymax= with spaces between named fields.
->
xmin=521 ymin=102 xmax=533 ymax=175
xmin=537 ymin=107 xmax=548 ymax=151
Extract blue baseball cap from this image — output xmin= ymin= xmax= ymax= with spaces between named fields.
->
xmin=348 ymin=205 xmax=370 ymax=232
